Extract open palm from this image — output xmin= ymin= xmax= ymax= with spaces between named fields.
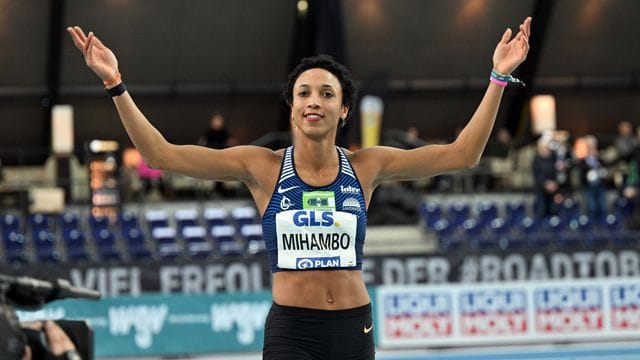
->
xmin=493 ymin=17 xmax=531 ymax=75
xmin=67 ymin=26 xmax=119 ymax=83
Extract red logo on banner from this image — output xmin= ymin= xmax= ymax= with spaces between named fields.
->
xmin=383 ymin=292 xmax=453 ymax=339
xmin=459 ymin=289 xmax=528 ymax=336
xmin=534 ymin=286 xmax=603 ymax=333
xmin=611 ymin=284 xmax=640 ymax=330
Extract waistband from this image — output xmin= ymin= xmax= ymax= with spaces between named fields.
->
xmin=270 ymin=302 xmax=371 ymax=320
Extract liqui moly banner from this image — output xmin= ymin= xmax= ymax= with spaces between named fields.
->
xmin=376 ymin=278 xmax=640 ymax=348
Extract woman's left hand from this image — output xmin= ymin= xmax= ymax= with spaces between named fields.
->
xmin=492 ymin=17 xmax=532 ymax=75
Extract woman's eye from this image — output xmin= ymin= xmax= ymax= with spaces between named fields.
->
xmin=298 ymin=91 xmax=309 ymax=97
xmin=322 ymin=92 xmax=334 ymax=98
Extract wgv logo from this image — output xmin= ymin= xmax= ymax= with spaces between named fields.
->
xmin=211 ymin=301 xmax=271 ymax=344
xmin=340 ymin=185 xmax=360 ymax=194
xmin=109 ymin=304 xmax=169 ymax=349
xmin=293 ymin=210 xmax=334 ymax=227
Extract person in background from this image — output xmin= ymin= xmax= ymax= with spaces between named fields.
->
xmin=614 ymin=120 xmax=637 ymax=162
xmin=199 ymin=112 xmax=237 ymax=198
xmin=199 ymin=112 xmax=236 ymax=149
xmin=137 ymin=156 xmax=166 ymax=200
xmin=533 ymin=136 xmax=559 ymax=218
xmin=579 ymin=135 xmax=608 ymax=220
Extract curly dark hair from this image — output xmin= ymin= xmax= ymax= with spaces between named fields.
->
xmin=283 ymin=54 xmax=357 ymax=122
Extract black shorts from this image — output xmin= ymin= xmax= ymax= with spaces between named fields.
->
xmin=262 ymin=302 xmax=375 ymax=360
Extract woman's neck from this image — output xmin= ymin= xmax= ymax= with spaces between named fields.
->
xmin=294 ymin=137 xmax=338 ymax=171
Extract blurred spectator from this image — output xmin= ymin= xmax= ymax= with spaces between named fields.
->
xmin=551 ymin=133 xmax=575 ymax=201
xmin=403 ymin=126 xmax=427 ymax=149
xmin=484 ymin=127 xmax=513 ymax=158
xmin=138 ymin=157 xmax=167 ymax=200
xmin=199 ymin=112 xmax=236 ymax=149
xmin=615 ymin=121 xmax=637 ymax=162
xmin=484 ymin=127 xmax=515 ymax=190
xmin=532 ymin=136 xmax=558 ymax=218
xmin=579 ymin=135 xmax=608 ymax=220
xmin=199 ymin=112 xmax=236 ymax=198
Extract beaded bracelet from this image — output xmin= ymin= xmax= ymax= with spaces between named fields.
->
xmin=490 ymin=69 xmax=525 ymax=87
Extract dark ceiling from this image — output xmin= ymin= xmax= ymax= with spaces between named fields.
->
xmin=1 ymin=0 xmax=639 ymax=158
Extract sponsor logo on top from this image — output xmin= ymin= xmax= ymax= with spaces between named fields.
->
xmin=296 ymin=256 xmax=340 ymax=269
xmin=340 ymin=185 xmax=361 ymax=194
xmin=610 ymin=283 xmax=640 ymax=330
xmin=459 ymin=288 xmax=528 ymax=336
xmin=302 ymin=191 xmax=336 ymax=211
xmin=534 ymin=286 xmax=603 ymax=333
xmin=382 ymin=291 xmax=453 ymax=339
xmin=342 ymin=197 xmax=361 ymax=212
xmin=292 ymin=210 xmax=336 ymax=227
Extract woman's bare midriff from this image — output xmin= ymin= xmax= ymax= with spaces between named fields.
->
xmin=272 ymin=270 xmax=370 ymax=310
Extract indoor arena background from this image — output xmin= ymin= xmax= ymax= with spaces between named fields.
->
xmin=2 ymin=1 xmax=640 ymax=359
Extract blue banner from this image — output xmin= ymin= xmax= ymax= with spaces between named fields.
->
xmin=18 ymin=292 xmax=273 ymax=357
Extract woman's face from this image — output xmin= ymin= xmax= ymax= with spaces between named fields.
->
xmin=290 ymin=68 xmax=348 ymax=140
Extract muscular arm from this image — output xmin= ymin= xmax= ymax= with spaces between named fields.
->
xmin=111 ymin=91 xmax=267 ymax=182
xmin=353 ymin=17 xmax=531 ymax=189
xmin=356 ymin=83 xmax=504 ymax=185
xmin=67 ymin=26 xmax=274 ymax=184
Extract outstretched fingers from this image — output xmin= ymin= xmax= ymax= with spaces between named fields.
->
xmin=66 ymin=27 xmax=85 ymax=52
xmin=499 ymin=28 xmax=512 ymax=44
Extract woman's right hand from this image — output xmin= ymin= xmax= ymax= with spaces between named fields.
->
xmin=67 ymin=26 xmax=120 ymax=84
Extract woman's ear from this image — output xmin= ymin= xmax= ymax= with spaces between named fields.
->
xmin=341 ymin=105 xmax=349 ymax=121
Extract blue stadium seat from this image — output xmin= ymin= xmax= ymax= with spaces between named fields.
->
xmin=487 ymin=217 xmax=514 ymax=250
xmin=182 ymin=225 xmax=212 ymax=257
xmin=558 ymin=198 xmax=581 ymax=221
xmin=241 ymin=224 xmax=266 ymax=255
xmin=3 ymin=231 xmax=27 ymax=263
xmin=517 ymin=217 xmax=547 ymax=248
xmin=420 ymin=202 xmax=443 ymax=229
xmin=118 ymin=210 xmax=140 ymax=235
xmin=462 ymin=219 xmax=489 ymax=250
xmin=145 ymin=210 xmax=170 ymax=230
xmin=614 ymin=196 xmax=634 ymax=219
xmin=447 ymin=202 xmax=470 ymax=228
xmin=124 ymin=228 xmax=153 ymax=260
xmin=152 ymin=226 xmax=181 ymax=258
xmin=204 ymin=208 xmax=229 ymax=230
xmin=175 ymin=208 xmax=199 ymax=231
xmin=29 ymin=213 xmax=51 ymax=233
xmin=1 ymin=214 xmax=22 ymax=241
xmin=535 ymin=216 xmax=566 ymax=248
xmin=505 ymin=201 xmax=526 ymax=226
xmin=59 ymin=212 xmax=81 ymax=238
xmin=211 ymin=225 xmax=243 ymax=256
xmin=89 ymin=215 xmax=110 ymax=238
xmin=231 ymin=207 xmax=258 ymax=229
xmin=477 ymin=201 xmax=498 ymax=227
xmin=433 ymin=219 xmax=460 ymax=251
xmin=64 ymin=229 xmax=89 ymax=262
xmin=94 ymin=228 xmax=120 ymax=260
xmin=34 ymin=229 xmax=61 ymax=263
